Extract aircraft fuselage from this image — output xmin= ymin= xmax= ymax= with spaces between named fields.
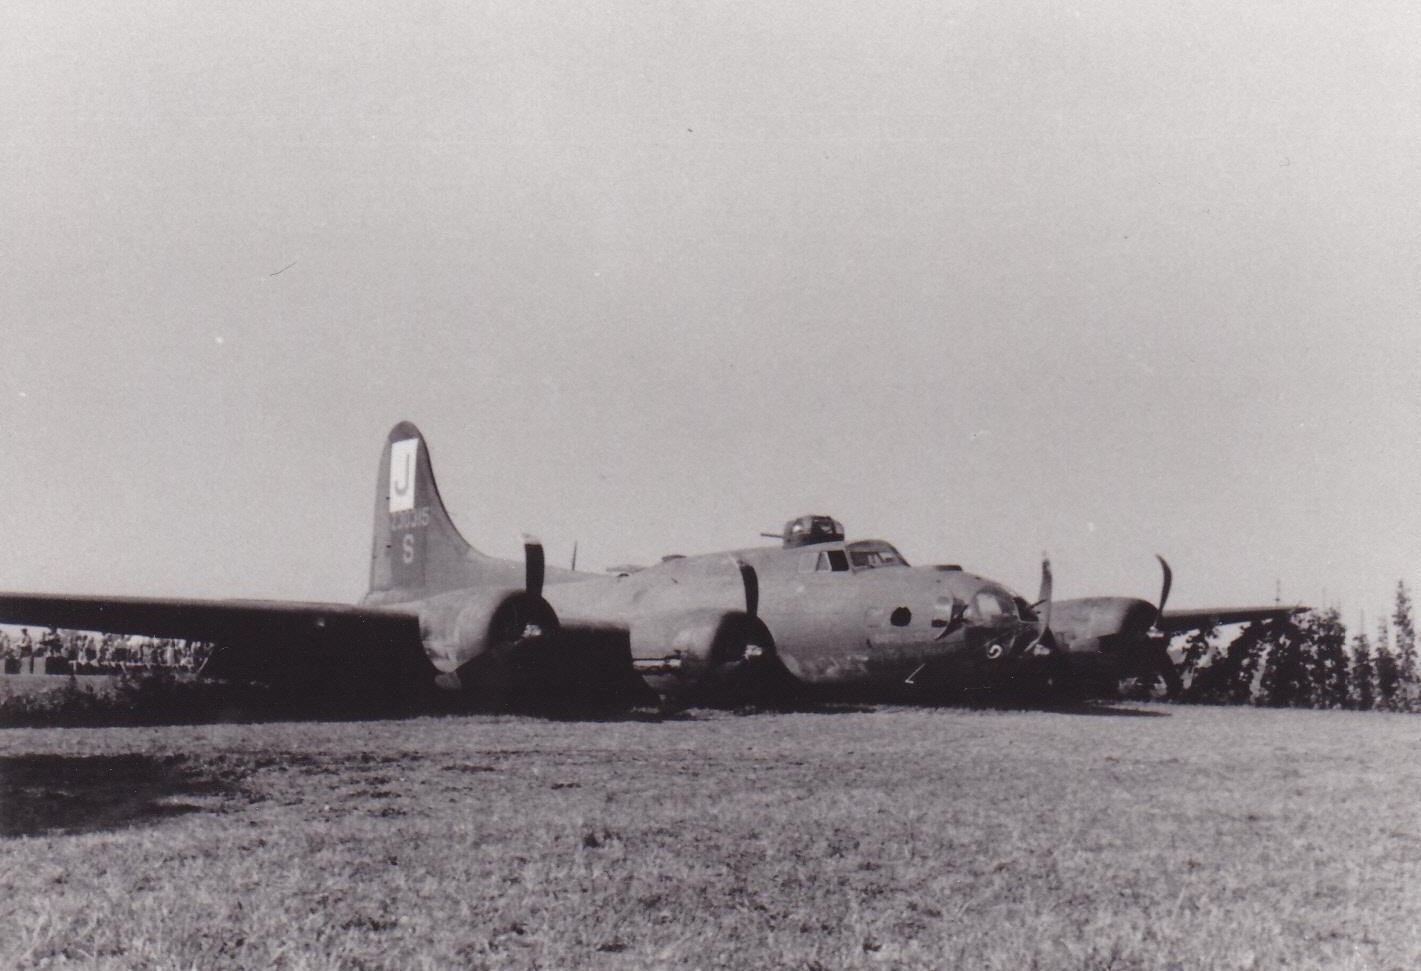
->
xmin=373 ymin=537 xmax=1053 ymax=701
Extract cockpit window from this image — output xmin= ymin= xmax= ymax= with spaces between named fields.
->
xmin=845 ymin=541 xmax=909 ymax=569
xmin=971 ymin=591 xmax=1016 ymax=622
xmin=815 ymin=549 xmax=850 ymax=572
xmin=849 ymin=549 xmax=906 ymax=569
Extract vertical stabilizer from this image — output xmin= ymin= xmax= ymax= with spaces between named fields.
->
xmin=368 ymin=422 xmax=498 ymax=597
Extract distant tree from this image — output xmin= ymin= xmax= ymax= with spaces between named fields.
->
xmin=1350 ymin=629 xmax=1376 ymax=711
xmin=1392 ymin=581 xmax=1417 ymax=707
xmin=1188 ymin=621 xmax=1269 ymax=705
xmin=1177 ymin=625 xmax=1218 ymax=693
xmin=1375 ymin=618 xmax=1401 ymax=711
xmin=1183 ymin=628 xmax=1238 ymax=704
xmin=1233 ymin=621 xmax=1272 ymax=704
xmin=1259 ymin=616 xmax=1310 ymax=707
xmin=1300 ymin=609 xmax=1349 ymax=709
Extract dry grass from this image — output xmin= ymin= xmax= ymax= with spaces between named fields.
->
xmin=1 ymin=703 xmax=1419 ymax=970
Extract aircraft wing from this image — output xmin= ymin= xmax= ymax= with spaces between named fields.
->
xmin=0 ymin=592 xmax=423 ymax=680
xmin=1155 ymin=605 xmax=1306 ymax=633
xmin=0 ymin=591 xmax=416 ymax=642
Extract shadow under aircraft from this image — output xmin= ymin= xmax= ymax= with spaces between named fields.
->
xmin=0 ymin=423 xmax=1300 ymax=711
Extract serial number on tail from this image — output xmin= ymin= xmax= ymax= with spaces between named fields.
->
xmin=390 ymin=506 xmax=432 ymax=531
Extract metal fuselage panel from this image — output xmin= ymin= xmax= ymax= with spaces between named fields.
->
xmin=542 ymin=542 xmax=1034 ymax=691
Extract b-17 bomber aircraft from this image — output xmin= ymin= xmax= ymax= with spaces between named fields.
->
xmin=0 ymin=423 xmax=1300 ymax=709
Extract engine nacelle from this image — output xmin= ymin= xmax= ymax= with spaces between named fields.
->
xmin=628 ymin=607 xmax=770 ymax=702
xmin=418 ymin=587 xmax=559 ymax=693
xmin=1049 ymin=596 xmax=1160 ymax=687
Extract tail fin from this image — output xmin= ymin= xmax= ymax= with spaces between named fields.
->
xmin=368 ymin=422 xmax=498 ymax=596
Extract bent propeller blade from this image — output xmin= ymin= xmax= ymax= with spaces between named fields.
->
xmin=522 ymin=535 xmax=545 ymax=600
xmin=1154 ymin=554 xmax=1173 ymax=623
xmin=735 ymin=558 xmax=759 ymax=619
xmin=1036 ymin=554 xmax=1053 ymax=638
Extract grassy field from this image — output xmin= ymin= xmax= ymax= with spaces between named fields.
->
xmin=1 ymin=702 xmax=1419 ymax=971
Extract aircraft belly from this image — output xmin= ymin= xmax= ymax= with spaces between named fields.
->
xmin=772 ymin=620 xmax=940 ymax=687
xmin=779 ymin=620 xmax=1028 ymax=692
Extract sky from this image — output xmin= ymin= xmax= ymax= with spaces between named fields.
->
xmin=2 ymin=1 xmax=1419 ymax=629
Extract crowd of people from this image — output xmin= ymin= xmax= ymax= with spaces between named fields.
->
xmin=0 ymin=627 xmax=211 ymax=676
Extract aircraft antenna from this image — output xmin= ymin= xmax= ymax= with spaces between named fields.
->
xmin=571 ymin=541 xmax=578 ymax=572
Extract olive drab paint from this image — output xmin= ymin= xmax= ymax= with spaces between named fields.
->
xmin=0 ymin=421 xmax=1306 ymax=708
